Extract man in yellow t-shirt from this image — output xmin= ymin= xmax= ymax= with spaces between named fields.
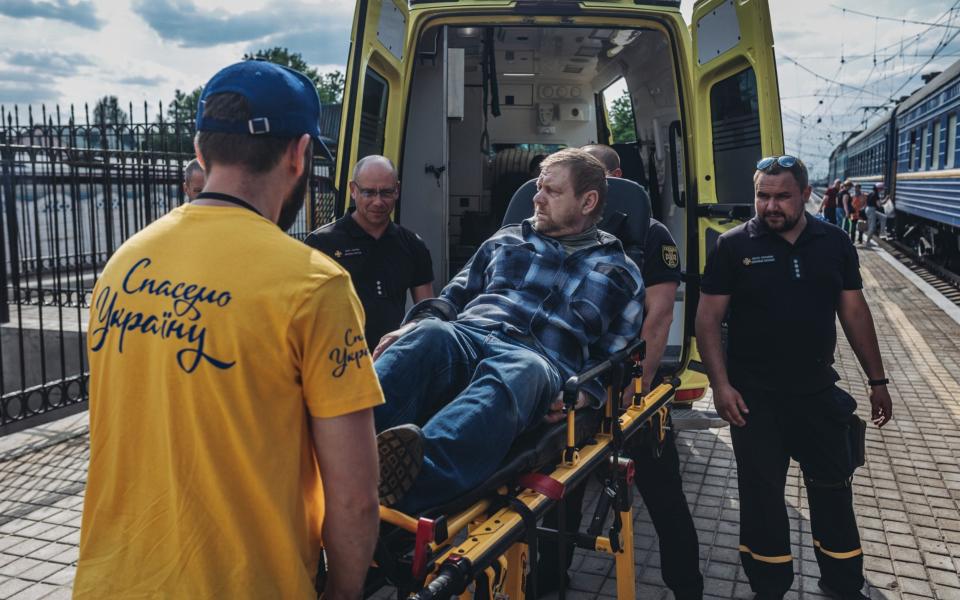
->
xmin=74 ymin=61 xmax=383 ymax=599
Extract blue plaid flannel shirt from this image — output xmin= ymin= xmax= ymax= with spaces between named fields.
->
xmin=416 ymin=219 xmax=645 ymax=405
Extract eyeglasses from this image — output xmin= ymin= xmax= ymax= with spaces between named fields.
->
xmin=756 ymin=155 xmax=798 ymax=170
xmin=355 ymin=187 xmax=399 ymax=199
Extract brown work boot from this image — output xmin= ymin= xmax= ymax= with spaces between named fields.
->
xmin=377 ymin=425 xmax=424 ymax=508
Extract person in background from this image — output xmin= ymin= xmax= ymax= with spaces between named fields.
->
xmin=863 ymin=183 xmax=888 ymax=246
xmin=305 ymin=155 xmax=434 ymax=349
xmin=849 ymin=183 xmax=866 ymax=244
xmin=183 ymin=158 xmax=205 ymax=201
xmin=819 ymin=179 xmax=840 ymax=225
xmin=839 ymin=180 xmax=854 ymax=238
xmin=880 ymin=192 xmax=896 ymax=237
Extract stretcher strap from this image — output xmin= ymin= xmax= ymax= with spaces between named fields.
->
xmin=517 ymin=473 xmax=566 ymax=500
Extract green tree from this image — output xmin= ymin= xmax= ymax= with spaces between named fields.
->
xmin=140 ymin=87 xmax=202 ymax=152
xmin=166 ymin=87 xmax=203 ymax=124
xmin=245 ymin=46 xmax=318 ymax=81
xmin=93 ymin=95 xmax=129 ymax=125
xmin=244 ymin=47 xmax=344 ymax=104
xmin=317 ymin=70 xmax=345 ymax=104
xmin=608 ymin=90 xmax=637 ymax=143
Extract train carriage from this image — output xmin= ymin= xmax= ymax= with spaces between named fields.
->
xmin=831 ymin=61 xmax=960 ymax=269
xmin=843 ymin=116 xmax=892 ymax=191
xmin=893 ymin=61 xmax=960 ymax=267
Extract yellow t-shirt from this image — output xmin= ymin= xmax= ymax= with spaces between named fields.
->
xmin=74 ymin=204 xmax=384 ymax=599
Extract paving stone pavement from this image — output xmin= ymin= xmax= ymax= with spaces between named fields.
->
xmin=1 ymin=248 xmax=959 ymax=599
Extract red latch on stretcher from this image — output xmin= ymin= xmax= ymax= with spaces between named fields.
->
xmin=412 ymin=517 xmax=436 ymax=580
xmin=517 ymin=473 xmax=566 ymax=500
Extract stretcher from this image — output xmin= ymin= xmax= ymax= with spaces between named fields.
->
xmin=317 ymin=338 xmax=677 ymax=600
xmin=319 ymin=176 xmax=668 ymax=600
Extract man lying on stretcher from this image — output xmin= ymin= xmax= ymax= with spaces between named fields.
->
xmin=372 ymin=148 xmax=645 ymax=514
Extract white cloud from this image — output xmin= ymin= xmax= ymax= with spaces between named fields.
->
xmin=0 ymin=0 xmax=353 ymax=113
xmin=0 ymin=0 xmax=104 ymax=30
xmin=1 ymin=0 xmax=958 ymax=179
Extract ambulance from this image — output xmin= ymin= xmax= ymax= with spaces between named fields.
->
xmin=333 ymin=0 xmax=783 ymax=420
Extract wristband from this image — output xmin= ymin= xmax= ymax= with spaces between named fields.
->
xmin=867 ymin=378 xmax=889 ymax=387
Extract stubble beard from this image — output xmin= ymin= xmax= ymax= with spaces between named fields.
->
xmin=762 ymin=210 xmax=801 ymax=233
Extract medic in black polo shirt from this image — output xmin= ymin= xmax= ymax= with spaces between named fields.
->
xmin=306 ymin=155 xmax=434 ymax=348
xmin=696 ymin=156 xmax=892 ymax=600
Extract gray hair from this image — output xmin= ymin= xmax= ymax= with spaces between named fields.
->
xmin=352 ymin=155 xmax=398 ymax=182
xmin=183 ymin=158 xmax=204 ymax=183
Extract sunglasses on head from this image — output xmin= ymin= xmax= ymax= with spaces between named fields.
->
xmin=756 ymin=155 xmax=798 ymax=170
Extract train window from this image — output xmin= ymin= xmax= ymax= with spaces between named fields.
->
xmin=928 ymin=123 xmax=936 ymax=169
xmin=357 ymin=68 xmax=389 ymax=159
xmin=710 ymin=67 xmax=761 ymax=205
xmin=921 ymin=125 xmax=930 ymax=170
xmin=934 ymin=120 xmax=942 ymax=170
xmin=899 ymin=132 xmax=909 ymax=170
xmin=910 ymin=130 xmax=918 ymax=171
xmin=948 ymin=114 xmax=957 ymax=169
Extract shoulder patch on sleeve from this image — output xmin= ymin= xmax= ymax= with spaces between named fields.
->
xmin=661 ymin=244 xmax=679 ymax=268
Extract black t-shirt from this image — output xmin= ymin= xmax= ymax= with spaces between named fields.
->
xmin=866 ymin=191 xmax=879 ymax=208
xmin=700 ymin=214 xmax=862 ymax=393
xmin=839 ymin=191 xmax=852 ymax=212
xmin=305 ymin=215 xmax=434 ymax=348
xmin=643 ymin=219 xmax=682 ymax=287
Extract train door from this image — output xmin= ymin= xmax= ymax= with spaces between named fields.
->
xmin=687 ymin=0 xmax=783 ymax=381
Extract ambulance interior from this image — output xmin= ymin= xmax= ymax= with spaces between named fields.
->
xmin=393 ymin=24 xmax=687 ymax=368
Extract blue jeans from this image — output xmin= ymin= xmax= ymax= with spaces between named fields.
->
xmin=374 ymin=319 xmax=562 ymax=513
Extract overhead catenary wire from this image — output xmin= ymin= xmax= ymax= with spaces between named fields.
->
xmin=780 ymin=55 xmax=889 ymax=99
xmin=784 ymin=1 xmax=960 ymax=178
xmin=830 ymin=4 xmax=960 ymax=30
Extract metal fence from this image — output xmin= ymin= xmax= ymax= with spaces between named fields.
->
xmin=0 ymin=101 xmax=339 ymax=435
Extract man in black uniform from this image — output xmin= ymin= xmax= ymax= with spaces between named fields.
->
xmin=306 ymin=155 xmax=435 ymax=348
xmin=696 ymin=156 xmax=893 ymax=600
xmin=537 ymin=144 xmax=703 ymax=600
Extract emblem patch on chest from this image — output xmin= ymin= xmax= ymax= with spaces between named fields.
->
xmin=742 ymin=255 xmax=775 ymax=266
xmin=335 ymin=248 xmax=363 ymax=258
xmin=662 ymin=245 xmax=679 ymax=268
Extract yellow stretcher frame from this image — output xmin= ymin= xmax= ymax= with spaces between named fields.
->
xmin=367 ymin=339 xmax=677 ymax=600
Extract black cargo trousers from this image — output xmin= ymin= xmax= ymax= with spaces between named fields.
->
xmin=538 ymin=423 xmax=704 ymax=600
xmin=732 ymin=383 xmax=864 ymax=597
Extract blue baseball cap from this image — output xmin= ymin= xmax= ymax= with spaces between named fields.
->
xmin=196 ymin=60 xmax=333 ymax=161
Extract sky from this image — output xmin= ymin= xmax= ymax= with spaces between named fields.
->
xmin=2 ymin=0 xmax=960 ymax=179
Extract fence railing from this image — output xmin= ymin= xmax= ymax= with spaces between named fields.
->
xmin=0 ymin=102 xmax=339 ymax=435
